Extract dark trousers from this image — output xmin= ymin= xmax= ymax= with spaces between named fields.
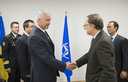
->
xmin=8 ymin=67 xmax=20 ymax=82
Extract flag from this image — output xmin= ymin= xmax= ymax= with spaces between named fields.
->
xmin=0 ymin=13 xmax=5 ymax=54
xmin=0 ymin=12 xmax=9 ymax=81
xmin=62 ymin=12 xmax=72 ymax=82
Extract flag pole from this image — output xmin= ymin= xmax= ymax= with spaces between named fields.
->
xmin=65 ymin=11 xmax=67 ymax=16
xmin=0 ymin=12 xmax=1 ymax=16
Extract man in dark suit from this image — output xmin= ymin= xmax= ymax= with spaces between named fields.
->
xmin=72 ymin=14 xmax=117 ymax=82
xmin=16 ymin=20 xmax=35 ymax=82
xmin=107 ymin=21 xmax=128 ymax=82
xmin=2 ymin=22 xmax=21 ymax=82
xmin=28 ymin=10 xmax=75 ymax=82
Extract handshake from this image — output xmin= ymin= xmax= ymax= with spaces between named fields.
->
xmin=66 ymin=62 xmax=77 ymax=70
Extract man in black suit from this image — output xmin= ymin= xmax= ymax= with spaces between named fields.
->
xmin=107 ymin=21 xmax=128 ymax=82
xmin=2 ymin=22 xmax=21 ymax=82
xmin=72 ymin=14 xmax=117 ymax=82
xmin=28 ymin=10 xmax=75 ymax=82
xmin=16 ymin=20 xmax=35 ymax=82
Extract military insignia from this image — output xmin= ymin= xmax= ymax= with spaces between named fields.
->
xmin=12 ymin=36 xmax=15 ymax=39
xmin=2 ymin=42 xmax=5 ymax=46
xmin=12 ymin=42 xmax=15 ymax=46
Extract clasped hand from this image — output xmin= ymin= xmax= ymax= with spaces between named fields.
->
xmin=66 ymin=62 xmax=77 ymax=70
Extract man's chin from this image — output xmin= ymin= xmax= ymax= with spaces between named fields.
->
xmin=46 ymin=26 xmax=49 ymax=29
xmin=14 ymin=32 xmax=19 ymax=34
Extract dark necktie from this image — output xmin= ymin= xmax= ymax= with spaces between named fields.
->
xmin=44 ymin=31 xmax=50 ymax=40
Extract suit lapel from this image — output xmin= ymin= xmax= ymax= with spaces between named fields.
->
xmin=44 ymin=31 xmax=54 ymax=45
xmin=10 ymin=32 xmax=15 ymax=39
xmin=113 ymin=34 xmax=119 ymax=45
xmin=35 ymin=27 xmax=54 ymax=47
xmin=23 ymin=33 xmax=28 ymax=40
xmin=89 ymin=30 xmax=103 ymax=51
xmin=42 ymin=31 xmax=54 ymax=47
xmin=10 ymin=32 xmax=17 ymax=42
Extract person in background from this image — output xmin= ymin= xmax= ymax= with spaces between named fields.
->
xmin=107 ymin=21 xmax=128 ymax=82
xmin=16 ymin=20 xmax=35 ymax=82
xmin=2 ymin=22 xmax=21 ymax=82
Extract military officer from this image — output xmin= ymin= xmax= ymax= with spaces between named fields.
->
xmin=2 ymin=22 xmax=21 ymax=82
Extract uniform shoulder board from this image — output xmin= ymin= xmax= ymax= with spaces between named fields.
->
xmin=6 ymin=34 xmax=11 ymax=37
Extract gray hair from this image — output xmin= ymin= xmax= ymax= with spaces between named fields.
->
xmin=36 ymin=10 xmax=51 ymax=22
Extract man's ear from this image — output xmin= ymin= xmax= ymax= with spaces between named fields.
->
xmin=25 ymin=27 xmax=28 ymax=31
xmin=115 ymin=27 xmax=118 ymax=31
xmin=92 ymin=24 xmax=95 ymax=29
xmin=38 ymin=18 xmax=41 ymax=23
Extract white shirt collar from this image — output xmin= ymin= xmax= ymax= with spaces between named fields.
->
xmin=36 ymin=25 xmax=45 ymax=32
xmin=93 ymin=30 xmax=101 ymax=39
xmin=24 ymin=31 xmax=29 ymax=36
xmin=12 ymin=32 xmax=17 ymax=37
xmin=111 ymin=33 xmax=118 ymax=41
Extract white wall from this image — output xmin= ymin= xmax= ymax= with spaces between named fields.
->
xmin=0 ymin=0 xmax=128 ymax=81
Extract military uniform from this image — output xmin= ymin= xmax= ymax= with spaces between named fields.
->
xmin=2 ymin=32 xmax=21 ymax=82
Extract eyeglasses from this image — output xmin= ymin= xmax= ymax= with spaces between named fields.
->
xmin=83 ymin=24 xmax=90 ymax=27
xmin=29 ymin=26 xmax=35 ymax=28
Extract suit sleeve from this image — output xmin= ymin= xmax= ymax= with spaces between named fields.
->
xmin=121 ymin=38 xmax=128 ymax=72
xmin=28 ymin=36 xmax=66 ymax=72
xmin=2 ymin=37 xmax=10 ymax=69
xmin=75 ymin=53 xmax=88 ymax=68
xmin=97 ymin=41 xmax=116 ymax=82
xmin=16 ymin=38 xmax=30 ymax=76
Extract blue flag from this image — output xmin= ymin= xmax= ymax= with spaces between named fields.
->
xmin=0 ymin=15 xmax=5 ymax=54
xmin=62 ymin=14 xmax=72 ymax=82
xmin=0 ymin=13 xmax=9 ymax=81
